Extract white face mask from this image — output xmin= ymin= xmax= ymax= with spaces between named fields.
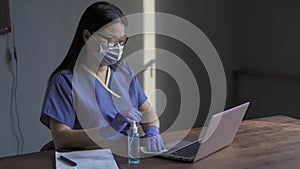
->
xmin=92 ymin=36 xmax=124 ymax=66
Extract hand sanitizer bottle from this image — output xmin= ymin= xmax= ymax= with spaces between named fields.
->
xmin=128 ymin=121 xmax=140 ymax=164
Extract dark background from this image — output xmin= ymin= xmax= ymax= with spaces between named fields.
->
xmin=155 ymin=0 xmax=300 ymax=130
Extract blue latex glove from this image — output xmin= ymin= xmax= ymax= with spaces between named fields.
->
xmin=107 ymin=109 xmax=142 ymax=134
xmin=119 ymin=109 xmax=142 ymax=124
xmin=143 ymin=126 xmax=165 ymax=152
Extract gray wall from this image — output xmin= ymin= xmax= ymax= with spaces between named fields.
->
xmin=236 ymin=0 xmax=300 ymax=119
xmin=0 ymin=0 xmax=142 ymax=157
xmin=155 ymin=0 xmax=300 ymax=131
xmin=155 ymin=0 xmax=242 ymax=129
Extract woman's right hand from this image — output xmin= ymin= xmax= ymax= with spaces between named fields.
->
xmin=119 ymin=109 xmax=142 ymax=123
xmin=107 ymin=109 xmax=142 ymax=133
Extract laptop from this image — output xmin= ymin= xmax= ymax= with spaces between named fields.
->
xmin=157 ymin=102 xmax=250 ymax=162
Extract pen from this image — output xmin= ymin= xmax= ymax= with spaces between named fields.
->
xmin=59 ymin=155 xmax=77 ymax=166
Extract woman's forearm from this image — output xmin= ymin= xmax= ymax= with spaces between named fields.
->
xmin=139 ymin=100 xmax=160 ymax=130
xmin=50 ymin=118 xmax=128 ymax=150
xmin=56 ymin=129 xmax=100 ymax=149
xmin=50 ymin=119 xmax=101 ymax=149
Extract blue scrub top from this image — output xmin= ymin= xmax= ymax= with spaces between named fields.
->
xmin=40 ymin=62 xmax=147 ymax=130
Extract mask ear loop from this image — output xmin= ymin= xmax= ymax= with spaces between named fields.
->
xmin=91 ymin=35 xmax=109 ymax=55
xmin=84 ymin=34 xmax=108 ymax=68
xmin=92 ymin=34 xmax=101 ymax=44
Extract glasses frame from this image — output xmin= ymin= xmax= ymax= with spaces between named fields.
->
xmin=92 ymin=32 xmax=129 ymax=47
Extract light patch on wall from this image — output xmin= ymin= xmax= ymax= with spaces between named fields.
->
xmin=143 ymin=0 xmax=156 ymax=108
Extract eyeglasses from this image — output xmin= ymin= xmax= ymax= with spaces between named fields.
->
xmin=93 ymin=32 xmax=129 ymax=47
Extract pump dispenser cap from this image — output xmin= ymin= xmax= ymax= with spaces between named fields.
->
xmin=130 ymin=121 xmax=138 ymax=134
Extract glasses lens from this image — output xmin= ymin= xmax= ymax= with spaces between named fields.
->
xmin=105 ymin=35 xmax=129 ymax=47
xmin=119 ymin=37 xmax=129 ymax=46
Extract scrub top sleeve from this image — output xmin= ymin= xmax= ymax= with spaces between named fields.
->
xmin=40 ymin=73 xmax=75 ymax=129
xmin=132 ymin=75 xmax=148 ymax=107
xmin=125 ymin=62 xmax=148 ymax=107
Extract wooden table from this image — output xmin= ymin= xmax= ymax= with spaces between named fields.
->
xmin=1 ymin=115 xmax=299 ymax=169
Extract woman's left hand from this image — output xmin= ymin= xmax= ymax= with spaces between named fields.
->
xmin=143 ymin=126 xmax=165 ymax=152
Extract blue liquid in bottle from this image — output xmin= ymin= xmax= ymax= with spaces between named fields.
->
xmin=128 ymin=121 xmax=140 ymax=164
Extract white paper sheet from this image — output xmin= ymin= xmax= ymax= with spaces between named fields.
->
xmin=55 ymin=149 xmax=119 ymax=169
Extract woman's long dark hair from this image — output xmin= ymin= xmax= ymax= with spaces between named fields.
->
xmin=49 ymin=1 xmax=127 ymax=80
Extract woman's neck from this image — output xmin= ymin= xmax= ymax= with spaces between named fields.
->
xmin=97 ymin=65 xmax=108 ymax=75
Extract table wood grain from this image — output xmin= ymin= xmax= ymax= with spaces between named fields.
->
xmin=0 ymin=115 xmax=299 ymax=169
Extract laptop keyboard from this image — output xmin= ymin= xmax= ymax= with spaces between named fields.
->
xmin=170 ymin=141 xmax=201 ymax=158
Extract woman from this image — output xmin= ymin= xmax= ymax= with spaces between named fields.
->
xmin=40 ymin=1 xmax=165 ymax=152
